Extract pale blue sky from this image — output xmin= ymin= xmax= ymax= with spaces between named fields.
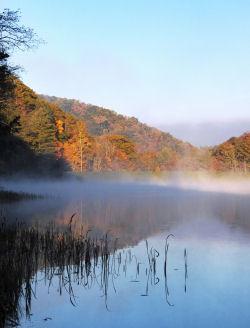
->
xmin=1 ymin=0 xmax=250 ymax=126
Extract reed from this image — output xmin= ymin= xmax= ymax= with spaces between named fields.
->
xmin=0 ymin=218 xmax=118 ymax=327
xmin=164 ymin=234 xmax=175 ymax=306
xmin=0 ymin=218 xmax=188 ymax=327
xmin=184 ymin=248 xmax=188 ymax=293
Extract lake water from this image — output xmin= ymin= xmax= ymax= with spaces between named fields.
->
xmin=1 ymin=177 xmax=250 ymax=328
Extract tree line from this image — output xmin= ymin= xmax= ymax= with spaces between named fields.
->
xmin=0 ymin=8 xmax=249 ymax=176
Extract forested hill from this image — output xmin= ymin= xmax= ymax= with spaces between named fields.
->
xmin=212 ymin=132 xmax=250 ymax=171
xmin=42 ymin=95 xmax=212 ymax=171
xmin=1 ymin=9 xmax=249 ymax=176
xmin=1 ymin=80 xmax=249 ymax=175
xmin=42 ymin=96 xmax=194 ymax=154
xmin=0 ymin=80 xmax=92 ymax=175
xmin=1 ymin=80 xmax=198 ymax=174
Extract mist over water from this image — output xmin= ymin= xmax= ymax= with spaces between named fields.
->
xmin=1 ymin=174 xmax=250 ymax=327
xmin=1 ymin=174 xmax=250 ymax=244
xmin=148 ymin=173 xmax=250 ymax=195
xmin=1 ymin=171 xmax=250 ymax=196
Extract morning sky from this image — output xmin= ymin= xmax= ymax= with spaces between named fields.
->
xmin=1 ymin=0 xmax=250 ymax=128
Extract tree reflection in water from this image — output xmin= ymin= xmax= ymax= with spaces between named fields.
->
xmin=0 ymin=219 xmax=187 ymax=327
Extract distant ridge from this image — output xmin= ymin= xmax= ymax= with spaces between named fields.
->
xmin=42 ymin=95 xmax=250 ymax=172
xmin=159 ymin=121 xmax=250 ymax=147
xmin=41 ymin=95 xmax=193 ymax=154
xmin=1 ymin=80 xmax=249 ymax=175
xmin=1 ymin=80 xmax=199 ymax=174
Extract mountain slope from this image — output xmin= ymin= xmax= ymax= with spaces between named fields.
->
xmin=212 ymin=132 xmax=250 ymax=171
xmin=1 ymin=80 xmax=93 ymax=174
xmin=3 ymin=80 xmax=196 ymax=174
xmin=42 ymin=96 xmax=193 ymax=155
xmin=2 ymin=81 xmax=249 ymax=174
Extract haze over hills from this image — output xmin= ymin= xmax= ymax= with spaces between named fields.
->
xmin=1 ymin=5 xmax=249 ymax=177
xmin=159 ymin=121 xmax=250 ymax=147
xmin=42 ymin=94 xmax=250 ymax=172
xmin=0 ymin=79 xmax=249 ymax=175
xmin=43 ymin=96 xmax=250 ymax=149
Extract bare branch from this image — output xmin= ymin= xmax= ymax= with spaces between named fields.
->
xmin=0 ymin=9 xmax=43 ymax=52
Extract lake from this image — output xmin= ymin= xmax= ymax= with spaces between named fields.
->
xmin=1 ymin=176 xmax=250 ymax=328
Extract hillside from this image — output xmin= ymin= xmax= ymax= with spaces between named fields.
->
xmin=0 ymin=80 xmax=93 ymax=175
xmin=212 ymin=132 xmax=250 ymax=171
xmin=42 ymin=96 xmax=193 ymax=153
xmin=1 ymin=80 xmax=198 ymax=174
xmin=1 ymin=80 xmax=249 ymax=175
xmin=42 ymin=95 xmax=205 ymax=170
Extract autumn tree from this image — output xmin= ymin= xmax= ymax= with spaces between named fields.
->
xmin=212 ymin=133 xmax=250 ymax=172
xmin=213 ymin=142 xmax=237 ymax=171
xmin=234 ymin=133 xmax=250 ymax=171
xmin=63 ymin=121 xmax=92 ymax=172
xmin=156 ymin=146 xmax=179 ymax=170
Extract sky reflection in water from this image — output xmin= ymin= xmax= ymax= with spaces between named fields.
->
xmin=2 ymin=179 xmax=250 ymax=328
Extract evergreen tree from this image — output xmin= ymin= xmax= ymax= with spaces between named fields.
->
xmin=21 ymin=107 xmax=56 ymax=154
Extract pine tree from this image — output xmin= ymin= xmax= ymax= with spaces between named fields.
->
xmin=21 ymin=106 xmax=56 ymax=154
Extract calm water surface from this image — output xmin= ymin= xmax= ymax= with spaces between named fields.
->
xmin=1 ymin=178 xmax=250 ymax=328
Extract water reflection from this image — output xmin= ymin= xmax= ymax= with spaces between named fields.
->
xmin=0 ymin=220 xmax=187 ymax=327
xmin=1 ymin=180 xmax=250 ymax=327
xmin=2 ymin=183 xmax=250 ymax=246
